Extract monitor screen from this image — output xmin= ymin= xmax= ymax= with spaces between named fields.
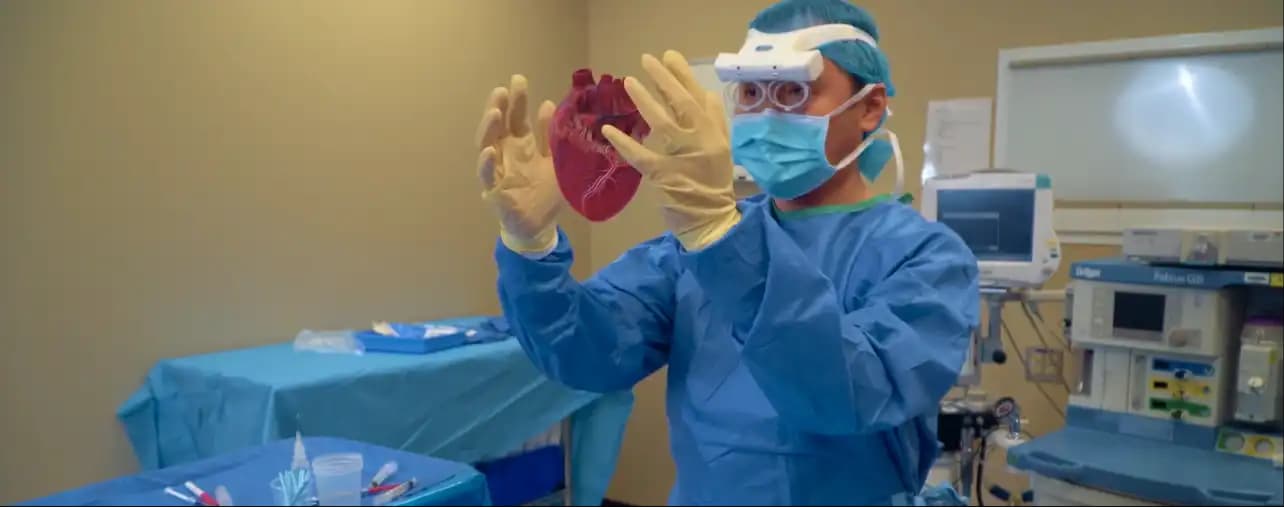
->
xmin=937 ymin=189 xmax=1036 ymax=262
xmin=1113 ymin=291 xmax=1166 ymax=335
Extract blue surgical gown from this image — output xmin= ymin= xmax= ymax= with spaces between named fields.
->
xmin=495 ymin=194 xmax=979 ymax=505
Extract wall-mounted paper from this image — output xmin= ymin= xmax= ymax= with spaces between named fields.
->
xmin=923 ymin=98 xmax=993 ymax=180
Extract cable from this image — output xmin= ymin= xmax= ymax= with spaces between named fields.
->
xmin=1020 ymin=305 xmax=1074 ymax=392
xmin=975 ymin=430 xmax=993 ymax=507
xmin=1024 ymin=300 xmax=1069 ymax=347
xmin=1005 ymin=315 xmax=1072 ymax=392
xmin=1003 ymin=321 xmax=1067 ymax=420
xmin=1021 ymin=302 xmax=1057 ymax=350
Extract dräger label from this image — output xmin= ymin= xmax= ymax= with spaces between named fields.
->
xmin=1074 ymin=266 xmax=1102 ymax=279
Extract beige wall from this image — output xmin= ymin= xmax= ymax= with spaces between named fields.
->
xmin=2 ymin=0 xmax=1281 ymax=504
xmin=587 ymin=1 xmax=1283 ymax=504
xmin=0 ymin=0 xmax=590 ymax=502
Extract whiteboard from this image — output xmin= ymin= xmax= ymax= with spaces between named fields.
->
xmin=690 ymin=58 xmax=752 ymax=182
xmin=996 ymin=29 xmax=1283 ymax=204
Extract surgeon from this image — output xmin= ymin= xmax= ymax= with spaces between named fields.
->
xmin=474 ymin=0 xmax=979 ymax=504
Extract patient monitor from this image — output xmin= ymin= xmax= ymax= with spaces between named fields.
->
xmin=922 ymin=169 xmax=1061 ymax=289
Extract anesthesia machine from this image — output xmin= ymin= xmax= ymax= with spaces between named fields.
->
xmin=1007 ymin=224 xmax=1284 ymax=506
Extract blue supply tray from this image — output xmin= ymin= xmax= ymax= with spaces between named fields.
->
xmin=356 ymin=329 xmax=471 ymax=355
xmin=355 ymin=318 xmax=513 ymax=355
xmin=1008 ymin=426 xmax=1284 ymax=506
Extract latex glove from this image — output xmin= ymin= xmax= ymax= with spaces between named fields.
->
xmin=476 ymin=75 xmax=562 ymax=255
xmin=601 ymin=50 xmax=740 ymax=251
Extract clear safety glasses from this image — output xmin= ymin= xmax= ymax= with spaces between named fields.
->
xmin=725 ymin=81 xmax=813 ymax=113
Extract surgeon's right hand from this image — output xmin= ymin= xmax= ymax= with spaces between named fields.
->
xmin=476 ymin=75 xmax=563 ymax=256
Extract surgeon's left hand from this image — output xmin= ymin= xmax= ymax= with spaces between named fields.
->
xmin=601 ymin=50 xmax=741 ymax=251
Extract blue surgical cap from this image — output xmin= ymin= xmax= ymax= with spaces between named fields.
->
xmin=749 ymin=0 xmax=896 ymax=97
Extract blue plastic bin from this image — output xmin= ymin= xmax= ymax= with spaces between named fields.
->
xmin=474 ymin=445 xmax=566 ymax=506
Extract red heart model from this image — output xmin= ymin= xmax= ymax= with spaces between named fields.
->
xmin=549 ymin=69 xmax=651 ymax=222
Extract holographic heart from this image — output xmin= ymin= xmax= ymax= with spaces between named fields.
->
xmin=549 ymin=69 xmax=650 ymax=222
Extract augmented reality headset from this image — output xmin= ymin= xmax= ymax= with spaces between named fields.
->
xmin=714 ymin=23 xmax=877 ymax=83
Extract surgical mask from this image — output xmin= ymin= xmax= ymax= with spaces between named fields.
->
xmin=731 ymin=84 xmax=904 ymax=200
